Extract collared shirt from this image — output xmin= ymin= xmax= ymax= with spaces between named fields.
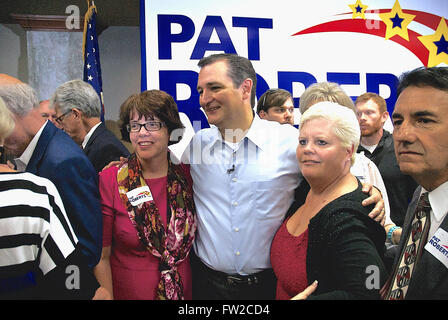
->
xmin=352 ymin=152 xmax=393 ymax=226
xmin=82 ymin=122 xmax=102 ymax=149
xmin=182 ymin=115 xmax=301 ymax=275
xmin=358 ymin=130 xmax=418 ymax=227
xmin=423 ymin=181 xmax=448 ymax=240
xmin=15 ymin=121 xmax=47 ymax=172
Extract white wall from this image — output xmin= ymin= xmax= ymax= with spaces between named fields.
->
xmin=0 ymin=24 xmax=141 ymax=122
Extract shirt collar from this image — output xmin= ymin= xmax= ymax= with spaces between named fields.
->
xmin=207 ymin=114 xmax=267 ymax=150
xmin=245 ymin=114 xmax=268 ymax=150
xmin=423 ymin=181 xmax=448 ymax=224
xmin=15 ymin=120 xmax=48 ymax=172
xmin=82 ymin=122 xmax=102 ymax=149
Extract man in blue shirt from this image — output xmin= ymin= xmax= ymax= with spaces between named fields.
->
xmin=181 ymin=54 xmax=385 ymax=299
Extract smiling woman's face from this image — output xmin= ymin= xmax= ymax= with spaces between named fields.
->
xmin=129 ymin=112 xmax=169 ymax=163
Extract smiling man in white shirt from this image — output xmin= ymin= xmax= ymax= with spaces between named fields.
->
xmin=181 ymin=54 xmax=385 ymax=300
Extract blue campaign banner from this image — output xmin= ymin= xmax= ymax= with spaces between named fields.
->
xmin=140 ymin=0 xmax=448 ymax=136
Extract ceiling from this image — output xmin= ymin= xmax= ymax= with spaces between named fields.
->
xmin=1 ymin=0 xmax=140 ymax=27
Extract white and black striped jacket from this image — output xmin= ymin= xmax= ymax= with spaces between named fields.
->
xmin=0 ymin=172 xmax=98 ymax=299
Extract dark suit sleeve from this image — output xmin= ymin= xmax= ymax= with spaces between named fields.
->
xmin=89 ymin=143 xmax=129 ymax=173
xmin=48 ymin=157 xmax=103 ymax=269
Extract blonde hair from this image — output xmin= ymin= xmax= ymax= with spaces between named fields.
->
xmin=0 ymin=97 xmax=15 ymax=142
xmin=300 ymin=101 xmax=360 ymax=165
xmin=299 ymin=82 xmax=355 ymax=114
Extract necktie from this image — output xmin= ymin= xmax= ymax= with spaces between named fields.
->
xmin=383 ymin=192 xmax=431 ymax=300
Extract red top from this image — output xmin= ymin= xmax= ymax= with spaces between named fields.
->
xmin=99 ymin=166 xmax=192 ymax=300
xmin=270 ymin=218 xmax=309 ymax=300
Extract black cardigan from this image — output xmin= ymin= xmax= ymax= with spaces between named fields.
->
xmin=286 ymin=180 xmax=387 ymax=299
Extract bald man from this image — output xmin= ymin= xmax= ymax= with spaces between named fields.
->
xmin=0 ymin=73 xmax=22 ymax=85
xmin=0 ymin=74 xmax=102 ymax=269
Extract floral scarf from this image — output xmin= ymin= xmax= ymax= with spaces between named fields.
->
xmin=117 ymin=153 xmax=196 ymax=300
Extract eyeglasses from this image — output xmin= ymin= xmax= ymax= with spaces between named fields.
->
xmin=55 ymin=110 xmax=72 ymax=124
xmin=126 ymin=121 xmax=165 ymax=132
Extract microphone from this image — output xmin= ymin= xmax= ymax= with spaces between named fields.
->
xmin=227 ymin=164 xmax=235 ymax=174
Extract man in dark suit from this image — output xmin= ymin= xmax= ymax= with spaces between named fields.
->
xmin=383 ymin=66 xmax=448 ymax=299
xmin=50 ymin=80 xmax=129 ymax=173
xmin=0 ymin=75 xmax=102 ymax=269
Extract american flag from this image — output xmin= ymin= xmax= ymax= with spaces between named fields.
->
xmin=83 ymin=2 xmax=104 ymax=122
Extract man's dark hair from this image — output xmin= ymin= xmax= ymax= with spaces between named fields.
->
xmin=198 ymin=53 xmax=257 ymax=107
xmin=256 ymin=88 xmax=292 ymax=114
xmin=397 ymin=66 xmax=448 ymax=96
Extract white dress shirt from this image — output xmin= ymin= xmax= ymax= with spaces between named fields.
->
xmin=182 ymin=116 xmax=301 ymax=275
xmin=182 ymin=116 xmax=391 ymax=275
xmin=353 ymin=152 xmax=393 ymax=226
xmin=14 ymin=121 xmax=48 ymax=172
xmin=423 ymin=181 xmax=448 ymax=241
xmin=81 ymin=122 xmax=102 ymax=149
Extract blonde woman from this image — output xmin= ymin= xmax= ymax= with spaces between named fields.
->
xmin=270 ymin=102 xmax=387 ymax=299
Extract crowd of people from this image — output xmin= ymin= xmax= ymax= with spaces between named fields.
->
xmin=0 ymin=53 xmax=447 ymax=300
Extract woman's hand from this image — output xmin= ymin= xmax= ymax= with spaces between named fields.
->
xmin=92 ymin=287 xmax=113 ymax=300
xmin=291 ymin=280 xmax=318 ymax=300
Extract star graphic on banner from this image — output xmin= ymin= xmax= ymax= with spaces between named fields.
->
xmin=379 ymin=0 xmax=415 ymax=41
xmin=390 ymin=13 xmax=404 ymax=28
xmin=88 ymin=75 xmax=93 ymax=81
xmin=349 ymin=0 xmax=368 ymax=19
xmin=434 ymin=34 xmax=448 ymax=55
xmin=87 ymin=63 xmax=91 ymax=69
xmin=418 ymin=18 xmax=448 ymax=67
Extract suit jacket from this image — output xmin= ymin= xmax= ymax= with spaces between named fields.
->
xmin=393 ymin=186 xmax=448 ymax=299
xmin=84 ymin=123 xmax=130 ymax=173
xmin=26 ymin=121 xmax=102 ymax=268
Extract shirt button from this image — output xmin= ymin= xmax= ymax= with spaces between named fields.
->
xmin=233 ymin=201 xmax=238 ymax=206
xmin=236 ymin=251 xmax=241 ymax=256
xmin=232 ymin=178 xmax=237 ymax=182
xmin=234 ymin=227 xmax=239 ymax=232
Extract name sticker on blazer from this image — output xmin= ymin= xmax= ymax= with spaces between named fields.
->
xmin=425 ymin=228 xmax=448 ymax=269
xmin=126 ymin=186 xmax=153 ymax=206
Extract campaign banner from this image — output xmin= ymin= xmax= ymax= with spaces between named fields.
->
xmin=140 ymin=0 xmax=448 ymax=133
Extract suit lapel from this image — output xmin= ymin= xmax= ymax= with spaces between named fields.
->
xmin=26 ymin=122 xmax=57 ymax=174
xmin=84 ymin=123 xmax=103 ymax=154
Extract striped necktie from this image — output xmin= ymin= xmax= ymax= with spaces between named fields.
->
xmin=383 ymin=192 xmax=431 ymax=300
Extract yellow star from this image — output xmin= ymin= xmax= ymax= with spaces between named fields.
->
xmin=349 ymin=0 xmax=368 ymax=19
xmin=379 ymin=0 xmax=416 ymax=41
xmin=418 ymin=18 xmax=448 ymax=67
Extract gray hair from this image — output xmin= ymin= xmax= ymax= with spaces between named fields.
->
xmin=299 ymin=82 xmax=355 ymax=114
xmin=0 ymin=97 xmax=15 ymax=142
xmin=50 ymin=80 xmax=101 ymax=118
xmin=300 ymin=101 xmax=360 ymax=165
xmin=0 ymin=82 xmax=39 ymax=116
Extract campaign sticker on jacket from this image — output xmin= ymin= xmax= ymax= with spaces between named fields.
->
xmin=425 ymin=228 xmax=448 ymax=269
xmin=126 ymin=186 xmax=153 ymax=206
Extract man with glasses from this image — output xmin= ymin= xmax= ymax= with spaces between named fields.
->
xmin=0 ymin=74 xmax=102 ymax=270
xmin=256 ymin=88 xmax=295 ymax=125
xmin=51 ymin=80 xmax=129 ymax=173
